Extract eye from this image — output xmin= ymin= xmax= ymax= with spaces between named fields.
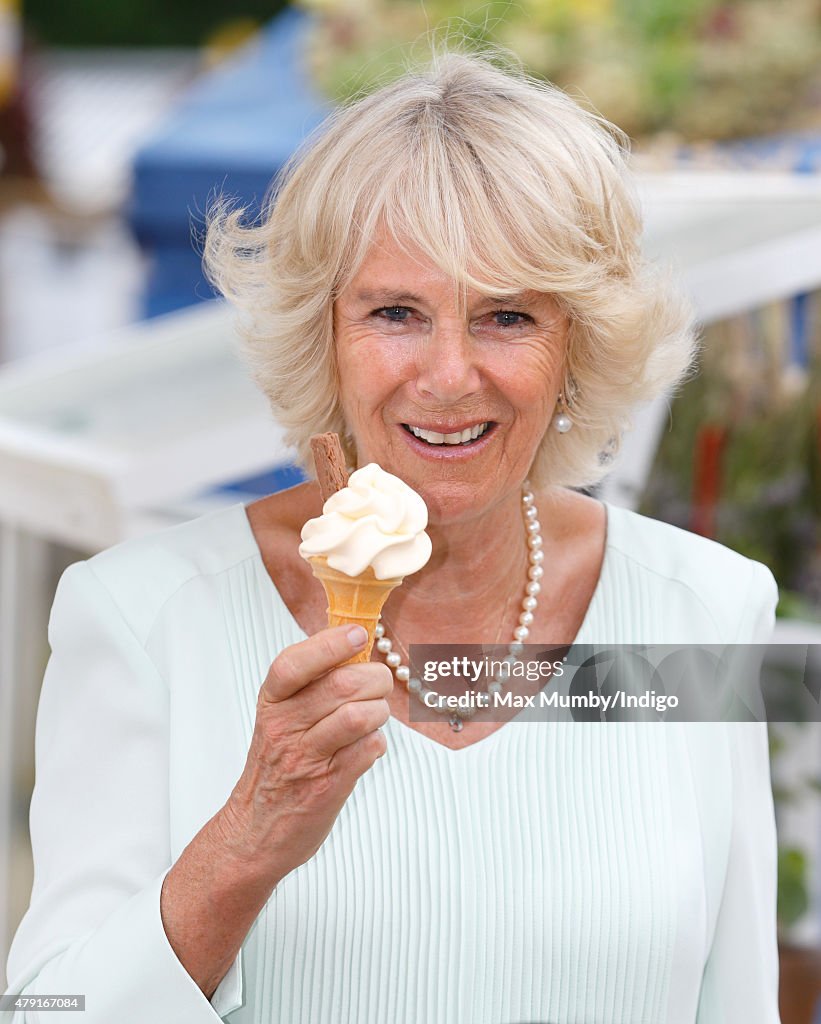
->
xmin=490 ymin=310 xmax=532 ymax=328
xmin=373 ymin=306 xmax=412 ymax=322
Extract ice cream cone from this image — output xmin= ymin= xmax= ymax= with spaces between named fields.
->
xmin=309 ymin=555 xmax=403 ymax=663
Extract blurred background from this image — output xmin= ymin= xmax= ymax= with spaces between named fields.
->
xmin=2 ymin=0 xmax=821 ymax=1018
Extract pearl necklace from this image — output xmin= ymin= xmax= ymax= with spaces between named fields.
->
xmin=375 ymin=482 xmax=543 ymax=732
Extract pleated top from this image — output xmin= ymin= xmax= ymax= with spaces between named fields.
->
xmin=7 ymin=500 xmax=781 ymax=1024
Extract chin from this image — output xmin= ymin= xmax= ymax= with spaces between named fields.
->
xmin=411 ymin=479 xmax=496 ymax=525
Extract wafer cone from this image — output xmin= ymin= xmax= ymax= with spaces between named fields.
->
xmin=309 ymin=555 xmax=403 ymax=663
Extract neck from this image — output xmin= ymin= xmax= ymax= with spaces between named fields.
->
xmin=382 ymin=487 xmax=532 ymax=645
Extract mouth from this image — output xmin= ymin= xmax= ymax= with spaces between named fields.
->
xmin=400 ymin=420 xmax=495 ymax=452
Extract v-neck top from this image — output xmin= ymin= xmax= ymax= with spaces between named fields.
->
xmin=6 ymin=499 xmax=781 ymax=1024
xmin=249 ymin=499 xmax=613 ymax=753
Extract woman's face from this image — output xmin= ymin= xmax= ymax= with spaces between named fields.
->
xmin=333 ymin=229 xmax=569 ymax=524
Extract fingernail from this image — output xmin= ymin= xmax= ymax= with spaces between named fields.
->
xmin=347 ymin=625 xmax=368 ymax=647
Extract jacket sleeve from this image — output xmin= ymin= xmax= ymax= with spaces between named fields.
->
xmin=4 ymin=560 xmax=243 ymax=1022
xmin=696 ymin=561 xmax=781 ymax=1022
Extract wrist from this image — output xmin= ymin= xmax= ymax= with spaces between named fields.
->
xmin=207 ymin=793 xmax=285 ymax=893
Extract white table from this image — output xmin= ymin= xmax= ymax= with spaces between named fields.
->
xmin=4 ymin=170 xmax=821 ymax=974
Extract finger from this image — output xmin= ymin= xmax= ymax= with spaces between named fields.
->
xmin=261 ymin=625 xmax=369 ymax=703
xmin=302 ymin=698 xmax=391 ymax=760
xmin=328 ymin=728 xmax=388 ymax=783
xmin=289 ymin=662 xmax=394 ymax=730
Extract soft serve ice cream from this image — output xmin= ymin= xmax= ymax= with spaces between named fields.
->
xmin=299 ymin=463 xmax=432 ymax=580
xmin=299 ymin=462 xmax=432 ymax=663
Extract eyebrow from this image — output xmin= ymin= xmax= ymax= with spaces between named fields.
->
xmin=355 ymin=290 xmax=425 ymax=304
xmin=354 ymin=289 xmax=532 ymax=306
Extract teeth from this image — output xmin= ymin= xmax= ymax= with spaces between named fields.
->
xmin=408 ymin=422 xmax=489 ymax=445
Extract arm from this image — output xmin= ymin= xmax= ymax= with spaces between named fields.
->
xmin=160 ymin=622 xmax=392 ymax=997
xmin=4 ymin=561 xmax=243 ymax=1022
xmin=696 ymin=563 xmax=781 ymax=1022
xmin=6 ymin=557 xmax=390 ymax=1022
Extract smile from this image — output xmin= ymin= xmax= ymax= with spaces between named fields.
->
xmin=403 ymin=422 xmax=491 ymax=446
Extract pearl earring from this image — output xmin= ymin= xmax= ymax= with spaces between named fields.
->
xmin=552 ymin=391 xmax=573 ymax=433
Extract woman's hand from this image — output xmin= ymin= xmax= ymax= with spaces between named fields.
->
xmin=160 ymin=626 xmax=391 ymax=999
xmin=216 ymin=624 xmax=393 ymax=884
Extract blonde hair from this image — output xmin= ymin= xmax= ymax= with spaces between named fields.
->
xmin=204 ymin=46 xmax=697 ymax=488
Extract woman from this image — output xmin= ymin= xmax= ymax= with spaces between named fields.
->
xmin=6 ymin=49 xmax=780 ymax=1023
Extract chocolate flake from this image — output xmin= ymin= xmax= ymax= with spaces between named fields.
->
xmin=310 ymin=433 xmax=349 ymax=502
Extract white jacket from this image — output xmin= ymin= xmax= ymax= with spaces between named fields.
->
xmin=6 ymin=501 xmax=781 ymax=1022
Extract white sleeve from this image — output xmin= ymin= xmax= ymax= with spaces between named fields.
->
xmin=696 ymin=562 xmax=781 ymax=1022
xmin=4 ymin=561 xmax=243 ymax=1022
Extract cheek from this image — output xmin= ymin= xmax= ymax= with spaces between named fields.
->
xmin=335 ymin=336 xmax=412 ymax=431
xmin=487 ymin=342 xmax=562 ymax=412
xmin=337 ymin=332 xmax=413 ymax=393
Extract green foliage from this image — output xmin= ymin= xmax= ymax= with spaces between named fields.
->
xmin=768 ymin=722 xmax=820 ymax=933
xmin=777 ymin=590 xmax=821 ymax=624
xmin=779 ymin=846 xmax=810 ymax=929
xmin=24 ymin=0 xmax=287 ymax=47
xmin=299 ymin=0 xmax=821 ymax=141
xmin=619 ymin=0 xmax=709 ymax=40
xmin=640 ymin=300 xmax=821 ymax=599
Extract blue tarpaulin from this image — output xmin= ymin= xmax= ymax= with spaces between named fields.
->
xmin=129 ymin=6 xmax=329 ymax=318
xmin=129 ymin=7 xmax=328 ymax=493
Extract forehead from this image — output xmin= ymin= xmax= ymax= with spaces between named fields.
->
xmin=349 ymin=233 xmax=441 ymax=285
xmin=342 ymin=227 xmax=537 ymax=307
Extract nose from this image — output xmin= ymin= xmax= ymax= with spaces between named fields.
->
xmin=413 ymin=317 xmax=482 ymax=405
